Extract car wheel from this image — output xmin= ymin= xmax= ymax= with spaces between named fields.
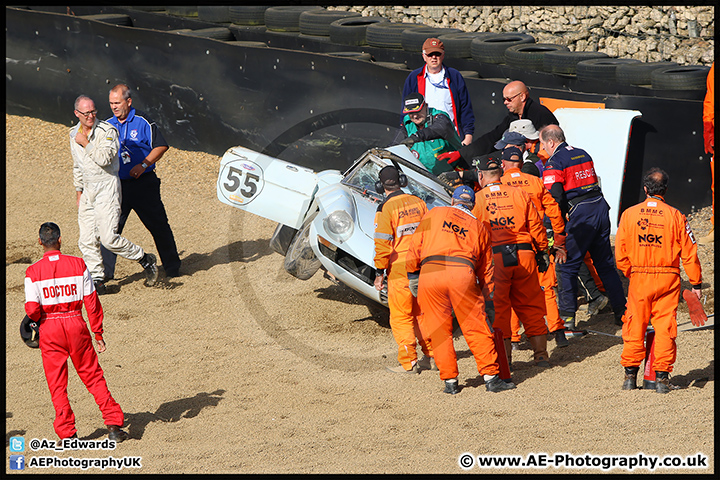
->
xmin=284 ymin=213 xmax=322 ymax=280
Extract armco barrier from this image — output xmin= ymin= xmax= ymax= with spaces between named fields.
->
xmin=5 ymin=6 xmax=712 ymax=218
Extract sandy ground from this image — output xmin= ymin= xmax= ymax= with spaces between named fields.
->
xmin=5 ymin=113 xmax=714 ymax=474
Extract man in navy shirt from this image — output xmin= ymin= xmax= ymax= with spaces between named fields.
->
xmin=101 ymin=84 xmax=181 ymax=278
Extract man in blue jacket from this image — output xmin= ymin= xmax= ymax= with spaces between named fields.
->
xmin=402 ymin=38 xmax=474 ymax=146
xmin=101 ymin=84 xmax=181 ymax=279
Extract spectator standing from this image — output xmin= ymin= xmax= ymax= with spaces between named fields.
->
xmin=102 ymin=84 xmax=181 ymax=278
xmin=402 ymin=38 xmax=475 ymax=146
xmin=70 ymin=94 xmax=158 ymax=292
xmin=24 ymin=222 xmax=129 ymax=441
xmin=615 ymin=168 xmax=702 ymax=393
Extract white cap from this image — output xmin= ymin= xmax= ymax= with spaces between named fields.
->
xmin=508 ymin=119 xmax=539 ymax=140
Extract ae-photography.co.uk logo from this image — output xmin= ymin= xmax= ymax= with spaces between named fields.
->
xmin=9 ymin=455 xmax=26 ymax=470
xmin=9 ymin=436 xmax=25 ymax=452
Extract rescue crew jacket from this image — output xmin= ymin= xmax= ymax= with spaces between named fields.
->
xmin=542 ymin=142 xmax=602 ymax=219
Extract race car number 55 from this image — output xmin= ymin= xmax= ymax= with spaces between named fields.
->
xmin=219 ymin=159 xmax=264 ymax=205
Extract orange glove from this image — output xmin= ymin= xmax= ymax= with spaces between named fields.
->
xmin=683 ymin=288 xmax=707 ymax=327
xmin=703 ymin=121 xmax=714 ymax=154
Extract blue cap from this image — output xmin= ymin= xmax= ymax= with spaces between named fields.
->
xmin=494 ymin=131 xmax=526 ymax=149
xmin=501 ymin=146 xmax=523 ymax=162
xmin=452 ymin=185 xmax=475 ymax=205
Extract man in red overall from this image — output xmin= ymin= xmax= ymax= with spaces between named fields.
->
xmin=24 ymin=222 xmax=128 ymax=441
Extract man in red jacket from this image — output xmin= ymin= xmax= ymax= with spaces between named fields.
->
xmin=24 ymin=222 xmax=128 ymax=441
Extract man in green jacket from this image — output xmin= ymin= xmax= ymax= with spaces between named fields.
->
xmin=392 ymin=93 xmax=467 ymax=175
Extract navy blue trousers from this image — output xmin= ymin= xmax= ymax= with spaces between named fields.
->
xmin=556 ymin=196 xmax=626 ymax=317
xmin=101 ymin=171 xmax=180 ymax=278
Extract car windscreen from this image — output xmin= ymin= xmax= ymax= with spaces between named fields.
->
xmin=343 ymin=154 xmax=449 ymax=210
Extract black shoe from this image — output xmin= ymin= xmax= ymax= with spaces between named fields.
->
xmin=622 ymin=367 xmax=638 ymax=390
xmin=554 ymin=329 xmax=569 ymax=348
xmin=614 ymin=308 xmax=626 ymax=327
xmin=165 ymin=268 xmax=181 ymax=278
xmin=138 ymin=253 xmax=158 ymax=286
xmin=443 ymin=379 xmax=460 ymax=395
xmin=655 ymin=371 xmax=673 ymax=394
xmin=93 ymin=280 xmax=107 ymax=295
xmin=107 ymin=425 xmax=128 ymax=442
xmin=485 ymin=375 xmax=516 ymax=392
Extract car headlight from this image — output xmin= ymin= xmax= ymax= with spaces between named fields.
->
xmin=323 ymin=209 xmax=354 ymax=243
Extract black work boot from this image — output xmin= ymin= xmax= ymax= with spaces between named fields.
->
xmin=655 ymin=371 xmax=672 ymax=394
xmin=485 ymin=375 xmax=516 ymax=392
xmin=622 ymin=366 xmax=639 ymax=390
xmin=138 ymin=253 xmax=158 ymax=286
xmin=554 ymin=328 xmax=569 ymax=348
xmin=443 ymin=378 xmax=460 ymax=395
xmin=107 ymin=425 xmax=129 ymax=442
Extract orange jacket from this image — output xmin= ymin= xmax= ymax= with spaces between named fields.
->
xmin=405 ymin=205 xmax=494 ymax=293
xmin=373 ymin=190 xmax=428 ymax=272
xmin=471 ymin=181 xmax=548 ymax=252
xmin=703 ymin=62 xmax=714 ymax=154
xmin=501 ymin=166 xmax=564 ymax=235
xmin=615 ymin=195 xmax=702 ymax=285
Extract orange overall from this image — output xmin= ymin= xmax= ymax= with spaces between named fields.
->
xmin=472 ymin=182 xmax=549 ymax=341
xmin=405 ymin=205 xmax=499 ymax=380
xmin=374 ymin=190 xmax=432 ymax=369
xmin=615 ymin=196 xmax=702 ymax=372
xmin=502 ymin=167 xmax=565 ymax=339
xmin=703 ymin=62 xmax=714 ymax=225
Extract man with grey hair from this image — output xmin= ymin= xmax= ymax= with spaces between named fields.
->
xmin=70 ymin=94 xmax=158 ymax=292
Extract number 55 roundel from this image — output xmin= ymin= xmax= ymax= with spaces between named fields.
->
xmin=219 ymin=159 xmax=264 ymax=205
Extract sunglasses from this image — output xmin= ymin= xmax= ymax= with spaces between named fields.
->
xmin=76 ymin=109 xmax=97 ymax=117
xmin=425 ymin=52 xmax=443 ymax=58
xmin=503 ymin=92 xmax=522 ymax=103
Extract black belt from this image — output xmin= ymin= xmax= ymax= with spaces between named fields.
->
xmin=421 ymin=255 xmax=475 ymax=269
xmin=567 ymin=190 xmax=602 ymax=209
xmin=492 ymin=243 xmax=533 ymax=254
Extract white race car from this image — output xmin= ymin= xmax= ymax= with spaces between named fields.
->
xmin=217 ymin=144 xmax=451 ymax=306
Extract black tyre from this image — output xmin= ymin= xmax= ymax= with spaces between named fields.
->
xmin=438 ymin=32 xmax=493 ymax=59
xmin=576 ymin=58 xmax=641 ymax=82
xmin=177 ymin=27 xmax=234 ymax=41
xmin=650 ymin=65 xmax=711 ymax=90
xmin=329 ymin=16 xmax=389 ymax=46
xmin=366 ymin=22 xmax=424 ymax=49
xmin=470 ymin=33 xmax=535 ymax=64
xmin=327 ymin=51 xmax=372 ymax=61
xmin=80 ymin=14 xmax=132 ymax=26
xmin=400 ymin=26 xmax=462 ymax=53
xmin=616 ymin=61 xmax=679 ymax=85
xmin=504 ymin=43 xmax=569 ymax=71
xmin=226 ymin=40 xmax=268 ymax=48
xmin=166 ymin=7 xmax=197 ymax=17
xmin=269 ymin=223 xmax=298 ymax=256
xmin=459 ymin=70 xmax=479 ymax=78
xmin=264 ymin=6 xmax=323 ymax=32
xmin=228 ymin=6 xmax=269 ymax=26
xmin=197 ymin=6 xmax=231 ymax=23
xmin=542 ymin=51 xmax=609 ymax=75
xmin=373 ymin=61 xmax=408 ymax=70
xmin=284 ymin=214 xmax=322 ymax=280
xmin=299 ymin=9 xmax=361 ymax=37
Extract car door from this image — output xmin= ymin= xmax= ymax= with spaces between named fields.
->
xmin=217 ymin=145 xmax=318 ymax=229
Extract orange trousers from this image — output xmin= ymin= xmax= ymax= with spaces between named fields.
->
xmin=511 ymin=257 xmax=563 ymax=341
xmin=416 ymin=263 xmax=500 ymax=380
xmin=620 ymin=273 xmax=681 ymax=372
xmin=494 ymin=250 xmax=548 ymax=340
xmin=388 ymin=266 xmax=432 ymax=369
